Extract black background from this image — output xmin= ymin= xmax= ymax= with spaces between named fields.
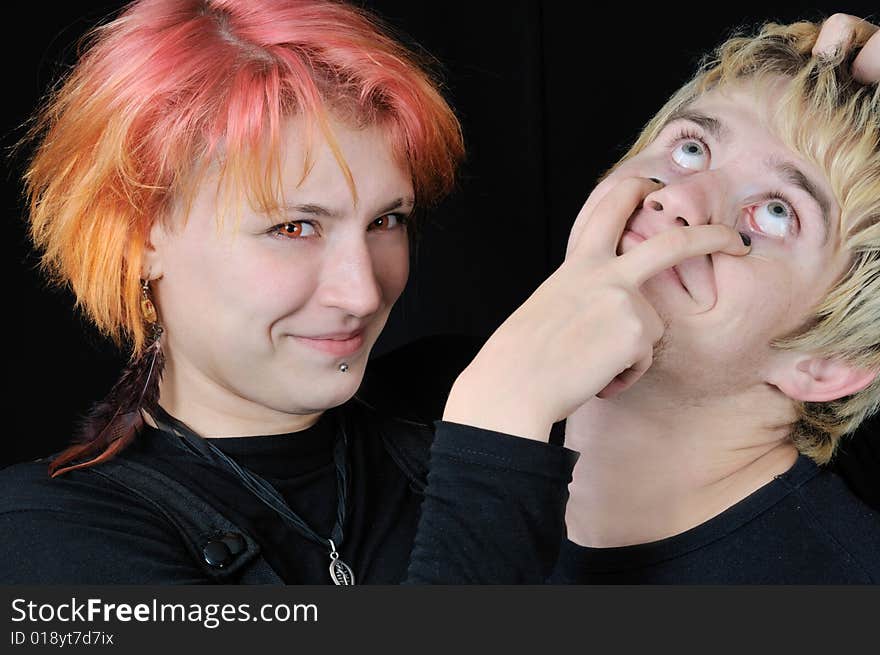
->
xmin=3 ymin=1 xmax=878 ymax=503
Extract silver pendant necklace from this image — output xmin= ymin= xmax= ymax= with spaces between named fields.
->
xmin=328 ymin=539 xmax=355 ymax=585
xmin=151 ymin=405 xmax=356 ymax=586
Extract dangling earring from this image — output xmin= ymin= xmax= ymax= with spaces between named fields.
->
xmin=140 ymin=278 xmax=163 ymax=349
xmin=141 ymin=279 xmax=158 ymax=324
xmin=49 ymin=278 xmax=166 ymax=476
xmin=139 ymin=278 xmax=164 ymax=392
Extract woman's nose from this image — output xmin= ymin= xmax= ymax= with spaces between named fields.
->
xmin=317 ymin=240 xmax=383 ymax=318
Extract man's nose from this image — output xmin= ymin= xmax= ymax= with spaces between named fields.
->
xmin=317 ymin=238 xmax=383 ymax=318
xmin=639 ymin=174 xmax=719 ymax=234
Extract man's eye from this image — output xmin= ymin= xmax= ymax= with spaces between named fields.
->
xmin=751 ymin=199 xmax=797 ymax=239
xmin=671 ymin=138 xmax=710 ymax=171
xmin=369 ymin=213 xmax=407 ymax=231
xmin=271 ymin=221 xmax=317 ymax=239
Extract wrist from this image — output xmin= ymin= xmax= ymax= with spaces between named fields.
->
xmin=443 ymin=370 xmax=553 ymax=442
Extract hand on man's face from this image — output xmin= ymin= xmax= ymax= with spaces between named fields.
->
xmin=443 ymin=176 xmax=751 ymax=443
xmin=813 ymin=13 xmax=879 ymax=84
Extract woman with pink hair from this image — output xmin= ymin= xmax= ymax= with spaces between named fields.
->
xmin=1 ymin=0 xmax=584 ymax=584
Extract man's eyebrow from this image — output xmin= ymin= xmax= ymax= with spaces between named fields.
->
xmin=768 ymin=157 xmax=832 ymax=246
xmin=661 ymin=109 xmax=730 ymax=142
xmin=661 ymin=109 xmax=833 ymax=246
xmin=285 ymin=196 xmax=415 ymax=218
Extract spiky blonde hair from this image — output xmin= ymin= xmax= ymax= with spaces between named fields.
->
xmin=609 ymin=19 xmax=880 ymax=464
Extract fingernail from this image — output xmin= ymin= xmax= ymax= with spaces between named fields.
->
xmin=740 ymin=232 xmax=751 ymax=247
xmin=649 ymin=177 xmax=663 ymax=184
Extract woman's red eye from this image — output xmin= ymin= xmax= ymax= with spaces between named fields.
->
xmin=275 ymin=221 xmax=316 ymax=238
xmin=371 ymin=214 xmax=405 ymax=231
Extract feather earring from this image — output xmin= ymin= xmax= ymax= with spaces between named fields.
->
xmin=49 ymin=280 xmax=165 ymax=477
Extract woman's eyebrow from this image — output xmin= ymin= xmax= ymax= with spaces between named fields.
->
xmin=377 ymin=197 xmax=415 ymax=215
xmin=283 ymin=196 xmax=415 ymax=218
xmin=287 ymin=203 xmax=339 ymax=217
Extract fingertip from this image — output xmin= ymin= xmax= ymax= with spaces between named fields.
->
xmin=852 ymin=67 xmax=870 ymax=85
xmin=731 ymin=232 xmax=752 ymax=256
xmin=852 ymin=58 xmax=879 ymax=85
xmin=720 ymin=228 xmax=752 ymax=255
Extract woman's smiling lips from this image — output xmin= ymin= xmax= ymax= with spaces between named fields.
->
xmin=292 ymin=330 xmax=366 ymax=357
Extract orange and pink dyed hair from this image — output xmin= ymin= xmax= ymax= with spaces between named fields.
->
xmin=25 ymin=0 xmax=464 ymax=355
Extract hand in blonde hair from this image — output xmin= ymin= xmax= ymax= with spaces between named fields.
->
xmin=813 ymin=13 xmax=880 ymax=84
xmin=442 ymin=178 xmax=751 ymax=442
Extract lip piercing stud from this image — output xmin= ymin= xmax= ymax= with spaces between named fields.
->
xmin=338 ymin=363 xmax=349 ymax=373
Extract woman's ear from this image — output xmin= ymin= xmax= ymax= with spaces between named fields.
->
xmin=141 ymin=219 xmax=168 ymax=280
xmin=769 ymin=355 xmax=879 ymax=402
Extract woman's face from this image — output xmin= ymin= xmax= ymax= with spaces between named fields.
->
xmin=146 ymin=117 xmax=413 ymax=433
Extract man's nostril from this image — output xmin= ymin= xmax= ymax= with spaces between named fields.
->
xmin=676 ymin=217 xmax=689 ymax=227
xmin=648 ymin=200 xmax=663 ymax=211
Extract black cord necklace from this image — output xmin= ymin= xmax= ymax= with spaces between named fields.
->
xmin=149 ymin=404 xmax=356 ymax=585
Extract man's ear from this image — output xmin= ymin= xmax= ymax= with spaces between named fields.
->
xmin=770 ymin=355 xmax=879 ymax=402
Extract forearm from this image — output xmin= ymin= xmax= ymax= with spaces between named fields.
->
xmin=404 ymin=421 xmax=578 ymax=584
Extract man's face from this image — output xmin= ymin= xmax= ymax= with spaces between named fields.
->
xmin=575 ymin=79 xmax=850 ymax=397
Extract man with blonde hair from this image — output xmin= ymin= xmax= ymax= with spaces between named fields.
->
xmin=441 ymin=15 xmax=880 ymax=583
xmin=543 ymin=17 xmax=880 ymax=583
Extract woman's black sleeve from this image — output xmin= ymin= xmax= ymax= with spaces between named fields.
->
xmin=405 ymin=420 xmax=579 ymax=584
xmin=0 ymin=461 xmax=210 ymax=584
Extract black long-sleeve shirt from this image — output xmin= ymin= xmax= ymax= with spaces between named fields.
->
xmin=549 ymin=454 xmax=880 ymax=584
xmin=3 ymin=395 xmax=877 ymax=584
xmin=0 ymin=399 xmax=577 ymax=584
